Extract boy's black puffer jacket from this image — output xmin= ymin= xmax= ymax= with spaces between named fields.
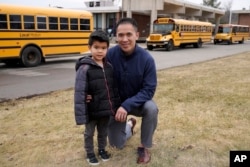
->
xmin=74 ymin=55 xmax=120 ymax=125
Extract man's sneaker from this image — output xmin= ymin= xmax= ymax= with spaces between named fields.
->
xmin=128 ymin=117 xmax=136 ymax=135
xmin=86 ymin=153 xmax=99 ymax=165
xmin=98 ymin=149 xmax=110 ymax=162
xmin=137 ymin=147 xmax=151 ymax=164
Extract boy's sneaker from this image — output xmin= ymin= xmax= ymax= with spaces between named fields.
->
xmin=86 ymin=153 xmax=99 ymax=166
xmin=98 ymin=149 xmax=110 ymax=161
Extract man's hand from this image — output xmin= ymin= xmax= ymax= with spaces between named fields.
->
xmin=86 ymin=95 xmax=92 ymax=103
xmin=115 ymin=107 xmax=127 ymax=122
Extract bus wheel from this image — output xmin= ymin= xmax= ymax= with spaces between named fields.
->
xmin=194 ymin=39 xmax=202 ymax=48
xmin=227 ymin=38 xmax=232 ymax=45
xmin=21 ymin=46 xmax=42 ymax=67
xmin=147 ymin=45 xmax=153 ymax=51
xmin=166 ymin=40 xmax=174 ymax=51
xmin=239 ymin=38 xmax=244 ymax=44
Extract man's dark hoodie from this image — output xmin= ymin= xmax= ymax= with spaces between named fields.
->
xmin=74 ymin=55 xmax=120 ymax=125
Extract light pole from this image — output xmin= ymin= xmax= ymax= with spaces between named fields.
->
xmin=229 ymin=0 xmax=233 ymax=24
xmin=229 ymin=9 xmax=232 ymax=24
xmin=121 ymin=0 xmax=124 ymax=18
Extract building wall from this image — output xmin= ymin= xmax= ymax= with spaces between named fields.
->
xmin=112 ymin=12 xmax=150 ymax=40
xmin=238 ymin=13 xmax=250 ymax=37
xmin=132 ymin=14 xmax=151 ymax=40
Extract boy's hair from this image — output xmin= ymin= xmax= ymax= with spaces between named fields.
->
xmin=88 ymin=30 xmax=109 ymax=47
xmin=115 ymin=17 xmax=138 ymax=31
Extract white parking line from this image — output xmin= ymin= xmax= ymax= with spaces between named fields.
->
xmin=1 ymin=69 xmax=48 ymax=77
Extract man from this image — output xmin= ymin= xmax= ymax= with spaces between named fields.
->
xmin=107 ymin=17 xmax=158 ymax=164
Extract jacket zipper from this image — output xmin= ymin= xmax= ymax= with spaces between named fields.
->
xmin=102 ymin=68 xmax=115 ymax=115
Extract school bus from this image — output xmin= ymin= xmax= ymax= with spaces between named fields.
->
xmin=146 ymin=18 xmax=213 ymax=51
xmin=0 ymin=3 xmax=93 ymax=67
xmin=213 ymin=24 xmax=249 ymax=45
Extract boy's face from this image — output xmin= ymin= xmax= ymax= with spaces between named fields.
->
xmin=89 ymin=41 xmax=108 ymax=62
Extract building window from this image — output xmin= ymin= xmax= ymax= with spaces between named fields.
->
xmin=89 ymin=1 xmax=94 ymax=7
xmin=93 ymin=14 xmax=102 ymax=30
xmin=95 ymin=2 xmax=100 ymax=7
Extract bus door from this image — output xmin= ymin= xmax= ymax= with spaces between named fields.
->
xmin=173 ymin=24 xmax=181 ymax=46
xmin=232 ymin=26 xmax=237 ymax=42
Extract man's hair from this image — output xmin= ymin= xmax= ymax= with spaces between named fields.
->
xmin=115 ymin=17 xmax=138 ymax=31
xmin=88 ymin=30 xmax=109 ymax=47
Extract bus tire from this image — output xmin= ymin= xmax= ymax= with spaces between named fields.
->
xmin=147 ymin=45 xmax=153 ymax=50
xmin=239 ymin=38 xmax=244 ymax=44
xmin=227 ymin=38 xmax=232 ymax=45
xmin=166 ymin=40 xmax=174 ymax=51
xmin=194 ymin=39 xmax=202 ymax=48
xmin=21 ymin=46 xmax=42 ymax=67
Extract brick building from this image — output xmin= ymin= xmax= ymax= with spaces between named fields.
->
xmin=232 ymin=10 xmax=250 ymax=37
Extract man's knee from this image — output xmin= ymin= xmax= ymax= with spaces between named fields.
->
xmin=108 ymin=135 xmax=126 ymax=149
xmin=108 ymin=120 xmax=127 ymax=149
xmin=143 ymin=100 xmax=158 ymax=117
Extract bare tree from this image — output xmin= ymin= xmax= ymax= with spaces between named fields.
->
xmin=220 ymin=0 xmax=233 ymax=24
xmin=203 ymin=0 xmax=221 ymax=8
xmin=223 ymin=0 xmax=233 ymax=10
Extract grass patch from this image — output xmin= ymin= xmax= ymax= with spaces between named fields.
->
xmin=0 ymin=52 xmax=250 ymax=167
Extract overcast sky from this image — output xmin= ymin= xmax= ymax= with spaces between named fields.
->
xmin=0 ymin=0 xmax=249 ymax=10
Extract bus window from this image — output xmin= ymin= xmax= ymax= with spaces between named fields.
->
xmin=49 ymin=17 xmax=58 ymax=30
xmin=176 ymin=25 xmax=179 ymax=32
xmin=60 ymin=17 xmax=69 ymax=30
xmin=70 ymin=18 xmax=78 ymax=30
xmin=10 ymin=14 xmax=21 ymax=29
xmin=24 ymin=15 xmax=35 ymax=30
xmin=0 ymin=14 xmax=7 ymax=29
xmin=80 ymin=19 xmax=90 ymax=30
xmin=37 ymin=16 xmax=47 ymax=30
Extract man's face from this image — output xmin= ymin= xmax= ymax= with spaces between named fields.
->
xmin=116 ymin=23 xmax=139 ymax=55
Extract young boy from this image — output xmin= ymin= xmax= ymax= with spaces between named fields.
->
xmin=74 ymin=30 xmax=120 ymax=165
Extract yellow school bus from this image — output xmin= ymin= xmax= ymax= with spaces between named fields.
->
xmin=214 ymin=24 xmax=249 ymax=45
xmin=0 ymin=3 xmax=93 ymax=67
xmin=146 ymin=18 xmax=213 ymax=51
